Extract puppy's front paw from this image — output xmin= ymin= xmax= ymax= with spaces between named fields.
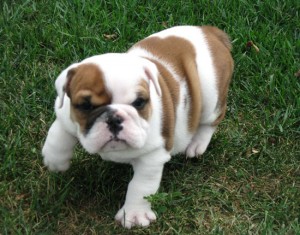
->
xmin=42 ymin=147 xmax=71 ymax=172
xmin=43 ymin=156 xmax=70 ymax=172
xmin=115 ymin=205 xmax=156 ymax=229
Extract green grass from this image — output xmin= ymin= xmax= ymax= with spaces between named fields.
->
xmin=1 ymin=0 xmax=299 ymax=234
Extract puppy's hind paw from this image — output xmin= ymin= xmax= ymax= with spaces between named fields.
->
xmin=185 ymin=140 xmax=208 ymax=158
xmin=185 ymin=125 xmax=216 ymax=158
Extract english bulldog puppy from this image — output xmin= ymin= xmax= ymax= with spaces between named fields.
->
xmin=42 ymin=26 xmax=234 ymax=228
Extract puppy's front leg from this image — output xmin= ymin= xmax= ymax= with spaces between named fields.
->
xmin=42 ymin=119 xmax=77 ymax=172
xmin=115 ymin=149 xmax=170 ymax=229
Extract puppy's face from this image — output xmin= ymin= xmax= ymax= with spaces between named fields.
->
xmin=63 ymin=59 xmax=159 ymax=154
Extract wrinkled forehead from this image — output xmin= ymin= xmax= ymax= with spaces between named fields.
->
xmin=100 ymin=63 xmax=150 ymax=104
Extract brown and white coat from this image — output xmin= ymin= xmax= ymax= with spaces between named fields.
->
xmin=42 ymin=26 xmax=233 ymax=229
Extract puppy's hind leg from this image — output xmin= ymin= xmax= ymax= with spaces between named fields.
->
xmin=42 ymin=119 xmax=77 ymax=171
xmin=185 ymin=125 xmax=216 ymax=158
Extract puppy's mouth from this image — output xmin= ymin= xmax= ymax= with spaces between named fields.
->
xmin=102 ymin=136 xmax=128 ymax=151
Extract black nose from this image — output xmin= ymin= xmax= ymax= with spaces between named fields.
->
xmin=106 ymin=112 xmax=124 ymax=135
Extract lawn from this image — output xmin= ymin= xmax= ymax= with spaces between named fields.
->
xmin=1 ymin=0 xmax=299 ymax=234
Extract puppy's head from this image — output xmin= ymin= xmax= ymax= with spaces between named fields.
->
xmin=57 ymin=54 xmax=161 ymax=154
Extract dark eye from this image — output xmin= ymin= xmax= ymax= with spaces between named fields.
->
xmin=74 ymin=101 xmax=95 ymax=112
xmin=131 ymin=97 xmax=148 ymax=110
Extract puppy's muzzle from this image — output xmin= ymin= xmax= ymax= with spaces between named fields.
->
xmin=106 ymin=111 xmax=124 ymax=135
xmin=86 ymin=107 xmax=123 ymax=136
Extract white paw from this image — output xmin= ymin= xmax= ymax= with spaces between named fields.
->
xmin=43 ymin=157 xmax=70 ymax=172
xmin=185 ymin=140 xmax=209 ymax=158
xmin=115 ymin=205 xmax=156 ymax=229
xmin=186 ymin=125 xmax=216 ymax=158
xmin=42 ymin=147 xmax=71 ymax=172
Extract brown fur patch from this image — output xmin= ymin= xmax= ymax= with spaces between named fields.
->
xmin=136 ymin=80 xmax=152 ymax=120
xmin=201 ymin=26 xmax=234 ymax=126
xmin=131 ymin=36 xmax=202 ymax=150
xmin=146 ymin=58 xmax=180 ymax=151
xmin=66 ymin=63 xmax=111 ymax=131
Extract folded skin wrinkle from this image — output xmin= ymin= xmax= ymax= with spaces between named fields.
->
xmin=85 ymin=106 xmax=111 ymax=134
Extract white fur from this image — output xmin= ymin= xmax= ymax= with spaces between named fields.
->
xmin=42 ymin=26 xmax=225 ymax=228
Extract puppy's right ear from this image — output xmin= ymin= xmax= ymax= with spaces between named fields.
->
xmin=55 ymin=64 xmax=78 ymax=108
xmin=64 ymin=68 xmax=77 ymax=98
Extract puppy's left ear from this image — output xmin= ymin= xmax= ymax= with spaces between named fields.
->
xmin=143 ymin=62 xmax=162 ymax=97
xmin=55 ymin=63 xmax=78 ymax=108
